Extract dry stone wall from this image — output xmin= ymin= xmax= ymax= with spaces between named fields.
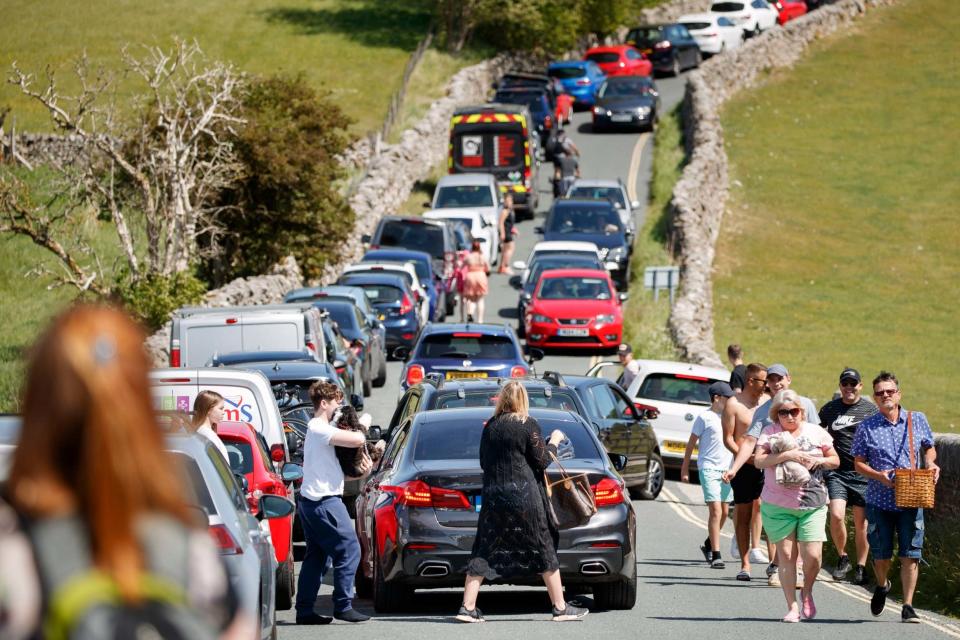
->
xmin=665 ymin=0 xmax=898 ymax=368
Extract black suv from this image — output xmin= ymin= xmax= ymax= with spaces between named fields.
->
xmin=625 ymin=23 xmax=701 ymax=76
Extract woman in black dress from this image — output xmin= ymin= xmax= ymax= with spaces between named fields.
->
xmin=457 ymin=381 xmax=589 ymax=623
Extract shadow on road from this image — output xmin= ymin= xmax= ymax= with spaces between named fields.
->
xmin=648 ymin=615 xmax=864 ymax=624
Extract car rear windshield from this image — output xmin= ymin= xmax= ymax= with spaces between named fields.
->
xmin=354 ymin=284 xmax=404 ymax=305
xmin=537 ymin=276 xmax=611 ymax=300
xmin=434 ymin=389 xmax=581 ymax=412
xmin=435 ymin=185 xmax=494 ymax=208
xmin=681 ymin=21 xmax=712 ymax=30
xmin=319 ymin=304 xmax=359 ymax=332
xmin=711 ymin=2 xmax=745 ymax=11
xmin=364 ymin=256 xmax=431 ymax=282
xmin=171 ymin=452 xmax=217 ymax=515
xmin=377 ymin=221 xmax=445 ymax=257
xmin=598 ymin=80 xmax=653 ymax=98
xmin=627 ymin=28 xmax=662 ymax=44
xmin=637 ymin=373 xmax=720 ymax=405
xmin=548 ymin=67 xmax=585 ymax=79
xmin=547 ymin=206 xmax=623 ymax=235
xmin=494 ymin=91 xmax=546 ymax=114
xmin=569 ymin=186 xmax=627 ymax=207
xmin=416 ymin=334 xmax=516 ymax=359
xmin=586 ymin=52 xmax=620 ymax=63
xmin=413 ymin=417 xmax=599 ymax=461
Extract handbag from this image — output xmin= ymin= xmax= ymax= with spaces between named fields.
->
xmin=543 ymin=452 xmax=597 ymax=530
xmin=894 ymin=411 xmax=936 ymax=509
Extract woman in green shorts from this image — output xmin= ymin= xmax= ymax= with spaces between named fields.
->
xmin=755 ymin=389 xmax=840 ymax=623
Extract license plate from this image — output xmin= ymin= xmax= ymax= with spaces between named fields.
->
xmin=611 ymin=114 xmax=634 ymax=122
xmin=473 ymin=495 xmax=482 ymax=512
xmin=642 ymin=48 xmax=653 ymax=55
xmin=664 ymin=440 xmax=695 ymax=454
xmin=445 ymin=371 xmax=488 ymax=380
xmin=557 ymin=328 xmax=590 ymax=336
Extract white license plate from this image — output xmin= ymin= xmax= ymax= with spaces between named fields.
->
xmin=611 ymin=114 xmax=634 ymax=122
xmin=557 ymin=328 xmax=590 ymax=337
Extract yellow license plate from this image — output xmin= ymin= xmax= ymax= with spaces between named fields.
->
xmin=446 ymin=371 xmax=488 ymax=380
xmin=664 ymin=440 xmax=695 ymax=454
xmin=642 ymin=48 xmax=653 ymax=55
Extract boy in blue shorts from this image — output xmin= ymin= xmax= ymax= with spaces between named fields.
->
xmin=681 ymin=382 xmax=736 ymax=569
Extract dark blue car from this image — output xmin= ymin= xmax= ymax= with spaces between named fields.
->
xmin=336 ymin=272 xmax=422 ymax=358
xmin=394 ymin=323 xmax=542 ymax=391
xmin=537 ymin=199 xmax=633 ymax=288
xmin=547 ymin=61 xmax=606 ymax=107
xmin=361 ymin=249 xmax=447 ymax=322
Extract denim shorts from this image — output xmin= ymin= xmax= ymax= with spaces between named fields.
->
xmin=699 ymin=468 xmax=732 ymax=503
xmin=867 ymin=505 xmax=924 ymax=560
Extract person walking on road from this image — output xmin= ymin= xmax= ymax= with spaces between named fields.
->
xmin=753 ymin=390 xmax=840 ymax=622
xmin=192 ymin=389 xmax=230 ymax=461
xmin=681 ymin=382 xmax=736 ymax=569
xmin=0 ymin=305 xmax=250 ymax=640
xmin=851 ymin=372 xmax=940 ymax=623
xmin=617 ymin=343 xmax=641 ymax=390
xmin=296 ymin=381 xmax=378 ymax=625
xmin=461 ymin=238 xmax=490 ymax=323
xmin=721 ymin=362 xmax=770 ymax=581
xmin=554 ymin=150 xmax=580 ymax=197
xmin=728 ymin=344 xmax=747 ymax=392
xmin=818 ymin=368 xmax=877 ymax=585
xmin=458 ymin=381 xmax=588 ymax=623
xmin=498 ymin=192 xmax=517 ymax=275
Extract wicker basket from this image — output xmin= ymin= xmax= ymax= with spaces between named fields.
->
xmin=894 ymin=412 xmax=936 ymax=509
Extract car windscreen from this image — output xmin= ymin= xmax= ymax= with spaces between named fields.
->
xmin=528 ymin=258 xmax=604 ymax=290
xmin=435 ymin=185 xmax=494 ymax=208
xmin=586 ymin=52 xmax=621 ymax=64
xmin=548 ymin=67 xmax=586 ymax=79
xmin=171 ymin=452 xmax=218 ymax=515
xmin=568 ymin=186 xmax=627 ymax=207
xmin=637 ymin=373 xmax=719 ymax=406
xmin=681 ymin=21 xmax=712 ymax=30
xmin=353 ymin=268 xmax=413 ymax=288
xmin=351 ymin=283 xmax=404 ymax=305
xmin=377 ymin=221 xmax=444 ymax=257
xmin=416 ymin=334 xmax=516 ymax=359
xmin=537 ymin=276 xmax=611 ymax=300
xmin=494 ymin=92 xmax=546 ymax=114
xmin=547 ymin=206 xmax=623 ymax=235
xmin=434 ymin=389 xmax=581 ymax=412
xmin=413 ymin=417 xmax=599 ymax=461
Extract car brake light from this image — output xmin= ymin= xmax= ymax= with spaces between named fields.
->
xmin=399 ymin=294 xmax=414 ymax=316
xmin=703 ymin=32 xmax=718 ymax=37
xmin=305 ymin=340 xmax=317 ymax=353
xmin=312 ymin=292 xmax=329 ymax=298
xmin=209 ymin=524 xmax=243 ymax=555
xmin=270 ymin=444 xmax=285 ymax=463
xmin=634 ymin=402 xmax=660 ymax=419
xmin=676 ymin=374 xmax=709 ymax=381
xmin=654 ymin=40 xmax=671 ymax=49
xmin=158 ymin=378 xmax=191 ymax=383
xmin=383 ymin=480 xmax=470 ymax=510
xmin=590 ymin=541 xmax=621 ymax=548
xmin=169 ymin=345 xmax=181 ymax=368
xmin=544 ymin=115 xmax=553 ymax=130
xmin=592 ymin=477 xmax=625 ymax=507
xmin=510 ymin=365 xmax=527 ymax=378
xmin=225 ymin=317 xmax=238 ymax=325
xmin=453 ymin=332 xmax=482 ymax=337
xmin=576 ymin=78 xmax=590 ymax=85
xmin=335 ymin=364 xmax=346 ymax=374
xmin=406 ymin=364 xmax=425 ymax=387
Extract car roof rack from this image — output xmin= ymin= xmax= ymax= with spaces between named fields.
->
xmin=541 ymin=371 xmax=566 ymax=387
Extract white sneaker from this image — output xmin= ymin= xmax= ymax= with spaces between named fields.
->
xmin=748 ymin=548 xmax=769 ymax=564
xmin=729 ymin=536 xmax=741 ymax=560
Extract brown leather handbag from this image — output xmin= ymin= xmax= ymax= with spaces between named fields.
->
xmin=543 ymin=453 xmax=597 ymax=530
xmin=894 ymin=412 xmax=936 ymax=509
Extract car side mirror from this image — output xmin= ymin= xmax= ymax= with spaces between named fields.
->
xmin=350 ymin=393 xmax=364 ymax=411
xmin=608 ymin=452 xmax=629 ymax=472
xmin=258 ymin=495 xmax=295 ymax=521
xmin=525 ymin=346 xmax=545 ymax=363
xmin=367 ymin=426 xmax=382 ymax=441
xmin=521 ymin=292 xmax=533 ymax=303
xmin=281 ymin=462 xmax=304 ymax=484
xmin=361 ymin=234 xmax=371 ymax=244
xmin=512 ymin=260 xmax=527 ymax=271
xmin=393 ymin=346 xmax=411 ymax=361
xmin=605 ymin=261 xmax=619 ymax=271
xmin=509 ymin=275 xmax=522 ymax=289
xmin=423 ymin=201 xmax=432 ymax=209
xmin=333 ymin=358 xmax=346 ymax=370
xmin=534 ymin=226 xmax=544 ymax=234
xmin=631 ymin=200 xmax=641 ymax=208
xmin=618 ymin=292 xmax=629 ymax=303
xmin=234 ymin=473 xmax=249 ymax=493
xmin=475 ymin=237 xmax=487 ymax=243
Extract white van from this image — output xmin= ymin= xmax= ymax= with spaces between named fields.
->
xmin=150 ymin=368 xmax=290 ymax=467
xmin=169 ymin=304 xmax=326 ymax=368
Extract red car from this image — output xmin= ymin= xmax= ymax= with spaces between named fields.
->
xmin=218 ymin=421 xmax=302 ymax=611
xmin=584 ymin=45 xmax=652 ymax=77
xmin=771 ymin=0 xmax=806 ymax=24
xmin=524 ymin=269 xmax=626 ymax=350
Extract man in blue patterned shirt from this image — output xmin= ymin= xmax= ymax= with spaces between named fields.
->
xmin=851 ymin=371 xmax=940 ymax=623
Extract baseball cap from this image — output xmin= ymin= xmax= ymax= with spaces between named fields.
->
xmin=708 ymin=381 xmax=735 ymax=398
xmin=767 ymin=364 xmax=789 ymax=378
xmin=617 ymin=344 xmax=632 ymax=355
xmin=839 ymin=368 xmax=861 ymax=383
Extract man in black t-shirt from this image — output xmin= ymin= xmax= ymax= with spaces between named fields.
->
xmin=818 ymin=367 xmax=878 ymax=585
xmin=727 ymin=344 xmax=746 ymax=392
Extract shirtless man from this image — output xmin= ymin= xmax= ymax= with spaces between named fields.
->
xmin=721 ymin=362 xmax=769 ymax=581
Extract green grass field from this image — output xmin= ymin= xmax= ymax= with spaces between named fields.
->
xmin=714 ymin=0 xmax=959 ymax=431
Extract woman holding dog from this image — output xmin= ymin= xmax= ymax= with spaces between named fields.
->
xmin=753 ymin=389 xmax=839 ymax=623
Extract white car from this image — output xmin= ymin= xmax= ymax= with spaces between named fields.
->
xmin=587 ymin=358 xmax=730 ymax=469
xmin=430 ymin=173 xmax=502 ymax=229
xmin=424 ymin=208 xmax=499 ymax=266
xmin=342 ymin=263 xmax=431 ymax=325
xmin=710 ymin=0 xmax=778 ymax=37
xmin=566 ymin=178 xmax=640 ymax=238
xmin=512 ymin=240 xmax=611 ymax=287
xmin=679 ymin=13 xmax=745 ymax=55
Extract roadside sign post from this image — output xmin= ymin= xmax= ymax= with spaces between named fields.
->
xmin=643 ymin=266 xmax=680 ymax=304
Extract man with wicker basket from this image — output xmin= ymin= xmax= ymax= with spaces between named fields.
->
xmin=851 ymin=371 xmax=940 ymax=623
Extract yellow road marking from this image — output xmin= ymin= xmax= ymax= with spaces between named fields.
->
xmin=627 ymin=132 xmax=651 ymax=203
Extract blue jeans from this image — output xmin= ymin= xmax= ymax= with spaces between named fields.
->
xmin=295 ymin=495 xmax=361 ymax=615
xmin=866 ymin=505 xmax=924 ymax=560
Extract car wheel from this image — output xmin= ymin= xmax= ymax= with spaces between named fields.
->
xmin=374 ymin=350 xmax=387 ymax=387
xmin=633 ymin=452 xmax=664 ymax=500
xmin=275 ymin=556 xmax=295 ymax=611
xmin=592 ymin=555 xmax=637 ymax=610
xmin=373 ymin=544 xmax=412 ymax=612
xmin=671 ymin=55 xmax=681 ymax=77
xmin=363 ymin=365 xmax=373 ymax=397
xmin=694 ymin=50 xmax=703 ymax=68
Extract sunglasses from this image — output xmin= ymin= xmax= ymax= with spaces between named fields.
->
xmin=777 ymin=407 xmax=801 ymax=418
xmin=873 ymin=389 xmax=899 ymax=397
xmin=840 ymin=380 xmax=859 ymax=388
xmin=749 ymin=377 xmax=767 ymax=384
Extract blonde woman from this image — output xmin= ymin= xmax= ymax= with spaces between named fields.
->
xmin=754 ymin=389 xmax=840 ymax=623
xmin=457 ymin=381 xmax=588 ymax=623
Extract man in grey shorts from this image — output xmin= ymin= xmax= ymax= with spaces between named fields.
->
xmin=819 ymin=368 xmax=877 ymax=585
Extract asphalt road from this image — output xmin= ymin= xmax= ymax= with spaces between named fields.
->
xmin=276 ymin=70 xmax=960 ymax=637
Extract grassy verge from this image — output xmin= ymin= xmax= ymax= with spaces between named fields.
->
xmin=714 ymin=0 xmax=959 ymax=431
xmin=621 ymin=105 xmax=682 ymax=360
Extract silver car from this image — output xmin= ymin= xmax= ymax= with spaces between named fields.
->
xmin=167 ymin=433 xmax=292 ymax=640
xmin=567 ymin=178 xmax=640 ymax=238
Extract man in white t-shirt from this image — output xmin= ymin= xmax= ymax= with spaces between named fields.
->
xmin=295 ymin=381 xmax=374 ymax=625
xmin=681 ymin=381 xmax=736 ymax=569
xmin=617 ymin=343 xmax=641 ymax=390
